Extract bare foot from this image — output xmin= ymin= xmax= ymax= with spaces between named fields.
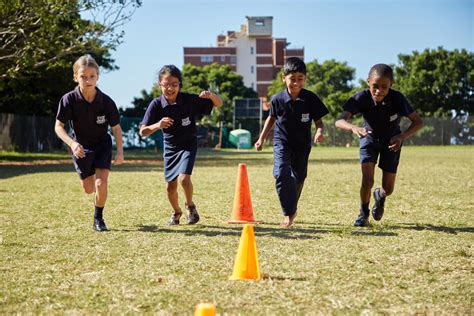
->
xmin=281 ymin=213 xmax=297 ymax=227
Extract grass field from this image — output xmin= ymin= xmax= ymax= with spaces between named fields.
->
xmin=0 ymin=146 xmax=473 ymax=314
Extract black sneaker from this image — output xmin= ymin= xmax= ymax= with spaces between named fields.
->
xmin=167 ymin=211 xmax=182 ymax=226
xmin=186 ymin=203 xmax=200 ymax=225
xmin=354 ymin=208 xmax=369 ymax=227
xmin=93 ymin=218 xmax=108 ymax=232
xmin=372 ymin=188 xmax=386 ymax=221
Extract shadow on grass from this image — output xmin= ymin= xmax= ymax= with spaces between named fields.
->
xmin=0 ymin=163 xmax=163 ymax=179
xmin=351 ymin=231 xmax=398 ymax=237
xmin=386 ymin=223 xmax=474 ymax=235
xmin=133 ymin=223 xmax=402 ymax=239
xmin=262 ymin=274 xmax=308 ymax=281
xmin=135 ymin=224 xmax=324 ymax=239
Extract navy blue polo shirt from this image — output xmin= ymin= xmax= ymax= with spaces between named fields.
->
xmin=269 ymin=89 xmax=329 ymax=148
xmin=141 ymin=92 xmax=213 ymax=147
xmin=343 ymin=89 xmax=414 ymax=143
xmin=56 ymin=87 xmax=120 ymax=148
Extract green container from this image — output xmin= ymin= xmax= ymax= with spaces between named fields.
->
xmin=229 ymin=129 xmax=252 ymax=149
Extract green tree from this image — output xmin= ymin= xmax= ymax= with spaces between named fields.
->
xmin=182 ymin=63 xmax=257 ymax=126
xmin=0 ymin=0 xmax=141 ymax=115
xmin=267 ymin=59 xmax=357 ymax=119
xmin=394 ymin=47 xmax=474 ymax=116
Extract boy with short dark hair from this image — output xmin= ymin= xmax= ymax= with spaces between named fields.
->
xmin=255 ymin=57 xmax=329 ymax=227
xmin=335 ymin=63 xmax=423 ymax=227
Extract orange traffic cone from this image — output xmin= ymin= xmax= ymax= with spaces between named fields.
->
xmin=229 ymin=224 xmax=261 ymax=280
xmin=228 ymin=163 xmax=263 ymax=224
xmin=194 ymin=303 xmax=216 ymax=316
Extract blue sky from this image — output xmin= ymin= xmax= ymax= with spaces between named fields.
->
xmin=96 ymin=0 xmax=473 ymax=109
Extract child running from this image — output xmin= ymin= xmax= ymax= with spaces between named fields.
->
xmin=55 ymin=54 xmax=124 ymax=232
xmin=139 ymin=65 xmax=223 ymax=225
xmin=255 ymin=57 xmax=329 ymax=227
xmin=335 ymin=63 xmax=423 ymax=226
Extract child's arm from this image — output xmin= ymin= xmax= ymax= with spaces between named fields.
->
xmin=335 ymin=111 xmax=369 ymax=138
xmin=199 ymin=90 xmax=223 ymax=108
xmin=54 ymin=120 xmax=85 ymax=158
xmin=255 ymin=116 xmax=276 ymax=151
xmin=111 ymin=124 xmax=124 ymax=165
xmin=389 ymin=112 xmax=423 ymax=151
xmin=139 ymin=118 xmax=174 ymax=137
xmin=313 ymin=119 xmax=325 ymax=144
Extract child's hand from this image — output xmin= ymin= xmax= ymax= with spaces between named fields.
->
xmin=199 ymin=90 xmax=212 ymax=99
xmin=352 ymin=126 xmax=369 ymax=138
xmin=71 ymin=141 xmax=85 ymax=159
xmin=157 ymin=117 xmax=174 ymax=129
xmin=254 ymin=139 xmax=264 ymax=151
xmin=389 ymin=134 xmax=403 ymax=152
xmin=114 ymin=151 xmax=124 ymax=165
xmin=314 ymin=132 xmax=324 ymax=144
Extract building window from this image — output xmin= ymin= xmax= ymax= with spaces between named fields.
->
xmin=251 ymin=66 xmax=254 ymax=74
xmin=250 ymin=47 xmax=254 ymax=55
xmin=201 ymin=55 xmax=213 ymax=63
xmin=220 ymin=56 xmax=225 ymax=62
xmin=251 ymin=83 xmax=254 ymax=89
xmin=255 ymin=20 xmax=264 ymax=26
xmin=230 ymin=56 xmax=237 ymax=65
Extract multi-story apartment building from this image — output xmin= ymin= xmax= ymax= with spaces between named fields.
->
xmin=183 ymin=16 xmax=304 ymax=99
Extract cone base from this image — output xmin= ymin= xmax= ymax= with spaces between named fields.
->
xmin=229 ymin=275 xmax=261 ymax=281
xmin=227 ymin=219 xmax=263 ymax=224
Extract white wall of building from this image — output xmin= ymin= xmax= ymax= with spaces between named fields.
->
xmin=232 ymin=36 xmax=256 ymax=89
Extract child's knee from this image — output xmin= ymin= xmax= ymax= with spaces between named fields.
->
xmin=178 ymin=174 xmax=191 ymax=186
xmin=95 ymin=178 xmax=108 ymax=191
xmin=383 ymin=185 xmax=395 ymax=196
xmin=83 ymin=185 xmax=95 ymax=194
xmin=166 ymin=182 xmax=177 ymax=194
xmin=361 ymin=177 xmax=374 ymax=189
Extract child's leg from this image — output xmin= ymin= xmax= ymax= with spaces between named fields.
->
xmin=360 ymin=162 xmax=375 ymax=204
xmin=80 ymin=176 xmax=95 ymax=195
xmin=274 ymin=145 xmax=297 ymax=216
xmin=94 ymin=168 xmax=109 ymax=207
xmin=381 ymin=171 xmax=396 ymax=197
xmin=178 ymin=174 xmax=193 ymax=206
xmin=166 ymin=179 xmax=181 ymax=214
xmin=178 ymin=173 xmax=200 ymax=224
xmin=285 ymin=149 xmax=309 ymax=228
xmin=296 ymin=181 xmax=304 ymax=202
xmin=90 ymin=168 xmax=109 ymax=231
xmin=370 ymin=170 xmax=396 ymax=221
xmin=372 ymin=144 xmax=401 ymax=221
xmin=275 ymin=167 xmax=298 ymax=227
xmin=354 ymin=162 xmax=375 ymax=226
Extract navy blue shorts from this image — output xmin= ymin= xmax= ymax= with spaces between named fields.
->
xmin=163 ymin=141 xmax=197 ymax=182
xmin=73 ymin=135 xmax=112 ymax=180
xmin=359 ymin=135 xmax=401 ymax=173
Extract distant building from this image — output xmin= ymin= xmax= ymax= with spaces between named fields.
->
xmin=183 ymin=16 xmax=304 ymax=98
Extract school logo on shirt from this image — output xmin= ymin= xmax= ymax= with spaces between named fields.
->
xmin=96 ymin=115 xmax=107 ymax=124
xmin=301 ymin=113 xmax=310 ymax=122
xmin=181 ymin=117 xmax=191 ymax=126
xmin=389 ymin=114 xmax=398 ymax=122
